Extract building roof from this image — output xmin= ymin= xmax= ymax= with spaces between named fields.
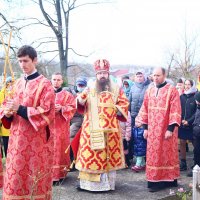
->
xmin=110 ymin=69 xmax=129 ymax=77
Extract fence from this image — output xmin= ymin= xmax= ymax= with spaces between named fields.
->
xmin=193 ymin=165 xmax=200 ymax=200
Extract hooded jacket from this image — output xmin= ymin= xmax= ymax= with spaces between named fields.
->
xmin=129 ymin=78 xmax=150 ymax=118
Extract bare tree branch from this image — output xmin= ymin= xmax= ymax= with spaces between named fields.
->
xmin=35 ymin=0 xmax=114 ymax=80
xmin=13 ymin=17 xmax=50 ymax=27
xmin=39 ymin=0 xmax=59 ymax=35
xmin=39 ymin=49 xmax=59 ymax=53
xmin=68 ymin=48 xmax=93 ymax=57
xmin=0 ymin=12 xmax=13 ymax=29
xmin=61 ymin=0 xmax=69 ymax=59
xmin=30 ymin=0 xmax=39 ymax=5
xmin=31 ymin=40 xmax=58 ymax=49
xmin=18 ymin=22 xmax=49 ymax=30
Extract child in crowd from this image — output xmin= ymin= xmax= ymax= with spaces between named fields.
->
xmin=131 ymin=121 xmax=147 ymax=172
xmin=120 ymin=111 xmax=132 ymax=168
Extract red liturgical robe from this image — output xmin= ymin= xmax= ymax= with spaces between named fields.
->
xmin=75 ymin=85 xmax=129 ymax=173
xmin=137 ymin=83 xmax=181 ymax=182
xmin=52 ymin=90 xmax=76 ymax=181
xmin=1 ymin=75 xmax=55 ymax=200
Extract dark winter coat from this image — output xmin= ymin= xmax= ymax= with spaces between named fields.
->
xmin=129 ymin=79 xmax=150 ymax=119
xmin=132 ymin=127 xmax=147 ymax=157
xmin=70 ymin=92 xmax=84 ymax=138
xmin=193 ymin=107 xmax=200 ymax=137
xmin=180 ymin=93 xmax=196 ymax=129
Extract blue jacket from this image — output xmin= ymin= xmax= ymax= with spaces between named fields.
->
xmin=132 ymin=127 xmax=147 ymax=157
xmin=129 ymin=79 xmax=150 ymax=118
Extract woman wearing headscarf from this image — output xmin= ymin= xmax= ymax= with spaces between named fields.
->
xmin=122 ymin=79 xmax=133 ymax=98
xmin=178 ymin=79 xmax=197 ymax=171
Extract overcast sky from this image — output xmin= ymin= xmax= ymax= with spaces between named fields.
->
xmin=1 ymin=0 xmax=200 ymax=67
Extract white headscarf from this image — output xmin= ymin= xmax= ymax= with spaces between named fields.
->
xmin=184 ymin=80 xmax=197 ymax=95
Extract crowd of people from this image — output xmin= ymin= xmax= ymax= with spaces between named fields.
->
xmin=0 ymin=45 xmax=199 ymax=199
xmin=121 ymin=68 xmax=200 ymax=192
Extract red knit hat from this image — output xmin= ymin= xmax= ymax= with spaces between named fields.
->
xmin=94 ymin=59 xmax=110 ymax=73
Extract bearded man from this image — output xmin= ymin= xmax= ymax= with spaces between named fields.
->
xmin=75 ymin=59 xmax=129 ymax=192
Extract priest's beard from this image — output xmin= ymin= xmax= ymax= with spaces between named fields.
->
xmin=96 ymin=78 xmax=111 ymax=94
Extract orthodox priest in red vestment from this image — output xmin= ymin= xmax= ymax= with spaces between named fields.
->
xmin=1 ymin=45 xmax=55 ymax=200
xmin=136 ymin=67 xmax=181 ymax=192
xmin=75 ymin=59 xmax=129 ymax=192
xmin=51 ymin=73 xmax=76 ymax=183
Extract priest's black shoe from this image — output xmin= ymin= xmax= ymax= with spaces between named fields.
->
xmin=187 ymin=171 xmax=193 ymax=177
xmin=164 ymin=180 xmax=178 ymax=187
xmin=76 ymin=184 xmax=85 ymax=191
xmin=149 ymin=183 xmax=166 ymax=192
xmin=53 ymin=181 xmax=60 ymax=186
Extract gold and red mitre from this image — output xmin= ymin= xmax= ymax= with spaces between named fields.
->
xmin=94 ymin=59 xmax=110 ymax=73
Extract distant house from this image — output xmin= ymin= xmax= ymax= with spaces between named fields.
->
xmin=110 ymin=65 xmax=154 ymax=79
xmin=67 ymin=63 xmax=95 ymax=86
xmin=110 ymin=69 xmax=130 ymax=78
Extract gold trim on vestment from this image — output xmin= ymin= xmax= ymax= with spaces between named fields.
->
xmin=33 ymin=78 xmax=46 ymax=108
xmin=63 ymin=91 xmax=69 ymax=104
xmin=110 ymin=82 xmax=120 ymax=103
xmin=170 ymin=112 xmax=181 ymax=118
xmin=76 ymin=164 xmax=125 ymax=174
xmin=52 ymin=165 xmax=68 ymax=168
xmin=26 ymin=77 xmax=51 ymax=128
xmin=148 ymin=83 xmax=173 ymax=110
xmin=148 ymin=106 xmax=168 ymax=111
xmin=90 ymin=128 xmax=118 ymax=133
xmin=75 ymin=81 xmax=126 ymax=172
xmin=98 ymin=102 xmax=117 ymax=110
xmin=88 ymin=89 xmax=105 ymax=150
xmin=41 ymin=113 xmax=50 ymax=125
xmin=147 ymin=164 xmax=179 ymax=170
xmin=165 ymin=84 xmax=172 ymax=107
xmin=115 ymin=105 xmax=128 ymax=120
xmin=78 ymin=171 xmax=101 ymax=182
xmin=87 ymin=83 xmax=120 ymax=150
xmin=169 ymin=113 xmax=181 ymax=126
xmin=3 ymin=191 xmax=52 ymax=200
xmin=32 ymin=77 xmax=50 ymax=125
xmin=37 ymin=106 xmax=45 ymax=114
